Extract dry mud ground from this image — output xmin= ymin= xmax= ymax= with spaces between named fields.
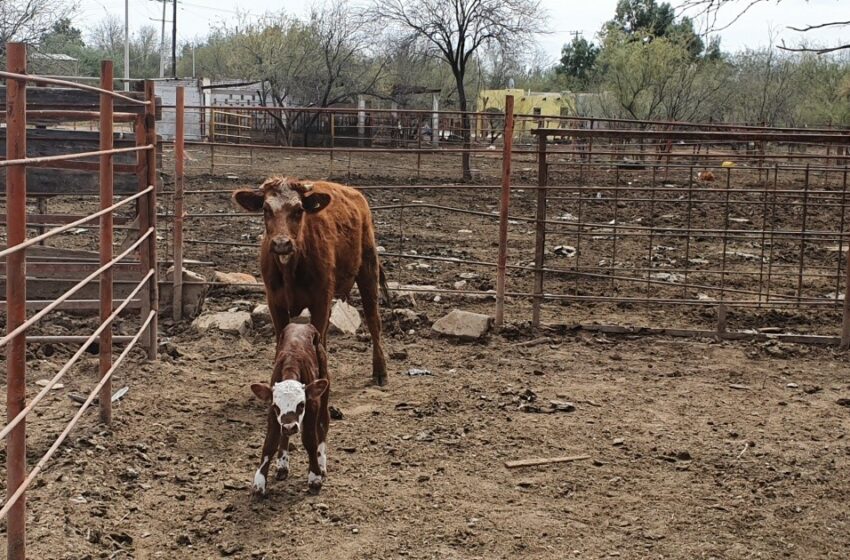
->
xmin=4 ymin=149 xmax=850 ymax=558
xmin=9 ymin=315 xmax=850 ymax=559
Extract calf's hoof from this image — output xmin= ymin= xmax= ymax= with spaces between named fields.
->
xmin=252 ymin=469 xmax=269 ymax=499
xmin=308 ymin=471 xmax=324 ymax=492
xmin=276 ymin=467 xmax=289 ymax=481
xmin=372 ymin=373 xmax=388 ymax=387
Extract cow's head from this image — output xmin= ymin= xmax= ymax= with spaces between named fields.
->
xmin=233 ymin=177 xmax=332 ymax=264
xmin=251 ymin=378 xmax=329 ymax=436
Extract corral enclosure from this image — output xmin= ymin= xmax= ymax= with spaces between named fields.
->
xmin=3 ymin=59 xmax=850 ymax=559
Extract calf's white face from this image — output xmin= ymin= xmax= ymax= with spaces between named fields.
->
xmin=251 ymin=378 xmax=329 ymax=435
xmin=272 ymin=379 xmax=307 ymax=434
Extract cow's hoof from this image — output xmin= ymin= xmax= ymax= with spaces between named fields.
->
xmin=276 ymin=467 xmax=289 ymax=481
xmin=372 ymin=373 xmax=388 ymax=387
xmin=251 ymin=486 xmax=267 ymax=501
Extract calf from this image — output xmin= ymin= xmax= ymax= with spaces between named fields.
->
xmin=233 ymin=176 xmax=388 ymax=385
xmin=250 ymin=323 xmax=330 ymax=496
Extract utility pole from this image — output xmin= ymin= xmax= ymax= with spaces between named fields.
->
xmin=172 ymin=0 xmax=177 ymax=78
xmin=124 ymin=0 xmax=130 ymax=91
xmin=158 ymin=0 xmax=167 ymax=77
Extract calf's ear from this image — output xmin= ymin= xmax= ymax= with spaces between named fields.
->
xmin=302 ymin=192 xmax=331 ymax=214
xmin=233 ymin=189 xmax=264 ymax=212
xmin=250 ymin=383 xmax=273 ymax=402
xmin=305 ymin=379 xmax=329 ymax=400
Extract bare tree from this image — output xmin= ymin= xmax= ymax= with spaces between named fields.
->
xmin=0 ymin=0 xmax=71 ymax=55
xmin=367 ymin=0 xmax=546 ymax=180
xmin=678 ymin=0 xmax=850 ymax=53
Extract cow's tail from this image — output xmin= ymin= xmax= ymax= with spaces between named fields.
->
xmin=379 ymin=262 xmax=392 ymax=307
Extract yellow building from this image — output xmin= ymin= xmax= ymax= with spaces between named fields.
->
xmin=476 ymin=89 xmax=576 ymax=138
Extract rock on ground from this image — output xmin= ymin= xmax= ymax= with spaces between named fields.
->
xmin=329 ymin=301 xmax=361 ymax=335
xmin=431 ymin=309 xmax=491 ymax=341
xmin=161 ymin=267 xmax=207 ymax=318
xmin=251 ymin=304 xmax=272 ymax=326
xmin=213 ymin=271 xmax=258 ymax=285
xmin=193 ymin=311 xmax=252 ymax=336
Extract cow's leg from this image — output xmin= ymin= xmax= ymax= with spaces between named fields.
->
xmin=301 ymin=402 xmax=324 ymax=491
xmin=309 ymin=295 xmax=332 ymax=346
xmin=356 ymin=253 xmax=387 ymax=386
xmin=268 ymin=296 xmax=290 ymax=351
xmin=253 ymin=414 xmax=280 ymax=497
xmin=275 ymin=433 xmax=290 ymax=481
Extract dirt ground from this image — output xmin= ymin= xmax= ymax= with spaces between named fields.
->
xmin=4 ymin=147 xmax=850 ymax=558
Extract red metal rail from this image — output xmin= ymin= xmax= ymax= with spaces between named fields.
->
xmin=1 ymin=43 xmax=159 ymax=559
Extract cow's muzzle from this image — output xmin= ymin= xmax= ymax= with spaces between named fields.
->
xmin=271 ymin=238 xmax=294 ymax=256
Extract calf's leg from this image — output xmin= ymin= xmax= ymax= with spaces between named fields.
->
xmin=253 ymin=413 xmax=280 ymax=497
xmin=301 ymin=402 xmax=324 ymax=491
xmin=275 ymin=433 xmax=290 ymax=481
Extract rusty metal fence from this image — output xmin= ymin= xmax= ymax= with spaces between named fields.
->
xmin=0 ymin=43 xmax=159 ymax=559
xmin=158 ymin=94 xmax=850 ymax=345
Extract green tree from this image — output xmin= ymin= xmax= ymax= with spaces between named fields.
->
xmin=557 ymin=36 xmax=599 ymax=89
xmin=605 ymin=0 xmax=707 ymax=59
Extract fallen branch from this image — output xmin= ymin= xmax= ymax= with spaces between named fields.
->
xmin=505 ymin=454 xmax=591 ymax=469
xmin=512 ymin=336 xmax=553 ymax=347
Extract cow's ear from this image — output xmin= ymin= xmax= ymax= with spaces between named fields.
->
xmin=302 ymin=193 xmax=331 ymax=214
xmin=233 ymin=189 xmax=264 ymax=212
xmin=305 ymin=379 xmax=329 ymax=401
xmin=251 ymin=383 xmax=273 ymax=402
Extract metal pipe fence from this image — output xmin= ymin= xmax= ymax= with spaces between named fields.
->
xmin=160 ymin=94 xmax=850 ymax=348
xmin=0 ymin=43 xmax=159 ymax=559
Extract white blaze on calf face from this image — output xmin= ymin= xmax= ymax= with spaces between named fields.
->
xmin=272 ymin=379 xmax=307 ymax=431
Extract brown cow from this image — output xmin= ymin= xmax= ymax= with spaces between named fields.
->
xmin=233 ymin=177 xmax=388 ymax=385
xmin=251 ymin=323 xmax=330 ymax=495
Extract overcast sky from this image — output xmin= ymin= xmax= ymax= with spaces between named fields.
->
xmin=75 ymin=0 xmax=849 ymax=63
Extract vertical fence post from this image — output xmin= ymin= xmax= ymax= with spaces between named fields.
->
xmin=5 ymin=41 xmax=28 ymax=560
xmin=495 ymin=96 xmax=515 ymax=328
xmin=532 ymin=131 xmax=548 ymax=327
xmin=145 ymin=79 xmax=159 ymax=359
xmin=173 ymin=86 xmax=185 ymax=321
xmin=841 ymin=166 xmax=850 ymax=350
xmin=99 ymin=60 xmax=115 ymax=424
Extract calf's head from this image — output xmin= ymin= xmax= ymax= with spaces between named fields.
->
xmin=251 ymin=378 xmax=329 ymax=436
xmin=233 ymin=177 xmax=332 ymax=264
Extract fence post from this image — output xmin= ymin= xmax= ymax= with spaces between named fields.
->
xmin=99 ymin=60 xmax=115 ymax=424
xmin=432 ymin=94 xmax=440 ymax=148
xmin=495 ymin=95 xmax=515 ymax=328
xmin=842 ymin=168 xmax=850 ymax=348
xmin=145 ymin=79 xmax=159 ymax=359
xmin=174 ymin=86 xmax=185 ymax=321
xmin=5 ymin=41 xmax=28 ymax=560
xmin=357 ymin=96 xmax=366 ymax=147
xmin=532 ymin=131 xmax=548 ymax=327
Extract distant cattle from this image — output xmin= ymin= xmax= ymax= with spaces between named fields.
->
xmin=697 ymin=170 xmax=716 ymax=182
xmin=233 ymin=177 xmax=389 ymax=385
xmin=250 ymin=323 xmax=330 ymax=496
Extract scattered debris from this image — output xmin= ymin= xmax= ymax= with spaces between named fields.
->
xmin=504 ymin=454 xmax=591 ymax=469
xmin=553 ymin=245 xmax=577 ymax=258
xmin=729 ymin=384 xmax=750 ymax=390
xmin=836 ymin=398 xmax=850 ymax=408
xmin=406 ymin=368 xmax=433 ymax=377
xmin=35 ymin=379 xmax=64 ymax=390
xmin=329 ymin=406 xmax=345 ymax=420
xmin=613 ymin=438 xmax=625 ymax=447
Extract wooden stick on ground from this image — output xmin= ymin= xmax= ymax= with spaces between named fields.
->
xmin=505 ymin=454 xmax=591 ymax=469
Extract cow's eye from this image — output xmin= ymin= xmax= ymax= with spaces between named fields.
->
xmin=293 ymin=207 xmax=304 ymax=219
xmin=296 ymin=402 xmax=304 ymax=414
